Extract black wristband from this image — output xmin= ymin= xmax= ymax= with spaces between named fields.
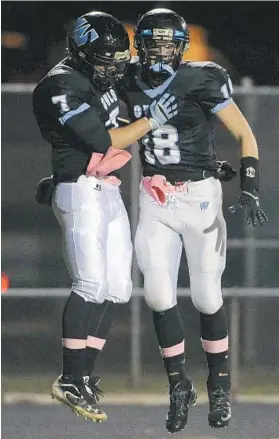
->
xmin=240 ymin=156 xmax=259 ymax=193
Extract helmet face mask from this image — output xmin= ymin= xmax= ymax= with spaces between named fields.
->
xmin=134 ymin=9 xmax=190 ymax=86
xmin=68 ymin=11 xmax=131 ymax=89
xmin=143 ymin=39 xmax=184 ymax=70
xmin=79 ymin=48 xmax=130 ymax=89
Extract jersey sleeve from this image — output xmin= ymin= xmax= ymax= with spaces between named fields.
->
xmin=47 ymin=75 xmax=111 ymax=154
xmin=193 ymin=62 xmax=234 ymax=113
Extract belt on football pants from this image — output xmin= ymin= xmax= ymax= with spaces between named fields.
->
xmin=163 ymin=169 xmax=218 ymax=185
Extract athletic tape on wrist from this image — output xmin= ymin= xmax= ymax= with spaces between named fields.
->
xmin=240 ymin=156 xmax=259 ymax=193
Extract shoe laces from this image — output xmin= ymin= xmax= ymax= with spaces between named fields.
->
xmin=209 ymin=387 xmax=230 ymax=412
xmin=166 ymin=193 xmax=178 ymax=209
xmin=83 ymin=376 xmax=104 ymax=403
xmin=169 ymin=384 xmax=190 ymax=418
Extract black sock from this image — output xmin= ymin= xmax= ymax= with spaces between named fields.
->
xmin=200 ymin=307 xmax=228 ymax=342
xmin=62 ymin=347 xmax=86 ymax=384
xmin=153 ymin=306 xmax=188 ymax=387
xmin=61 ymin=292 xmax=90 ymax=384
xmin=62 ymin=291 xmax=91 ymax=339
xmin=163 ymin=354 xmax=189 ymax=388
xmin=206 ymin=351 xmax=230 ymax=390
xmin=84 ymin=347 xmax=101 ymax=377
xmin=200 ymin=307 xmax=230 ymax=390
xmin=84 ymin=300 xmax=114 ymax=377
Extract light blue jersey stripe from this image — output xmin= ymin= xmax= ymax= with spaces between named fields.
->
xmin=59 ymin=103 xmax=90 ymax=125
xmin=211 ymin=98 xmax=233 ymax=114
xmin=143 ymin=72 xmax=177 ymax=98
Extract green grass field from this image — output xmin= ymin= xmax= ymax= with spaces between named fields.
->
xmin=2 ymin=369 xmax=279 ymax=396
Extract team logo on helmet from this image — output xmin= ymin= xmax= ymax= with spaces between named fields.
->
xmin=74 ymin=17 xmax=99 ymax=48
xmin=152 ymin=28 xmax=174 ymax=39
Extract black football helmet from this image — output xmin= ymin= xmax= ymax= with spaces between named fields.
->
xmin=67 ymin=11 xmax=131 ymax=89
xmin=134 ymin=8 xmax=190 ymax=86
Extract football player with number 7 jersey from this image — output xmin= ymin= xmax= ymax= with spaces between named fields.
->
xmin=118 ymin=8 xmax=268 ymax=434
xmin=32 ymin=10 xmax=173 ymax=424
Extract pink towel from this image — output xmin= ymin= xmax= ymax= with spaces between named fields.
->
xmin=142 ymin=175 xmax=188 ymax=205
xmin=142 ymin=175 xmax=175 ymax=205
xmin=86 ymin=147 xmax=132 ymax=177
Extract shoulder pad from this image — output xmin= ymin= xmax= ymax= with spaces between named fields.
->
xmin=36 ymin=64 xmax=88 ymax=98
xmin=48 ymin=62 xmax=75 ymax=78
xmin=186 ymin=61 xmax=227 ymax=74
xmin=180 ymin=60 xmax=233 ymax=102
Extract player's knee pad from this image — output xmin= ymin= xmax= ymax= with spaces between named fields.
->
xmin=72 ymin=279 xmax=108 ymax=303
xmin=107 ymin=277 xmax=132 ymax=304
xmin=190 ymin=271 xmax=223 ymax=315
xmin=144 ymin=270 xmax=176 ymax=312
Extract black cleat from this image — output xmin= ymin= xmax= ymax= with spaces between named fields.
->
xmin=51 ymin=375 xmax=107 ymax=422
xmin=166 ymin=380 xmax=197 ymax=434
xmin=208 ymin=385 xmax=231 ymax=428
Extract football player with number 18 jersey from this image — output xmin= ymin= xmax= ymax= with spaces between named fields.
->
xmin=119 ymin=8 xmax=268 ymax=434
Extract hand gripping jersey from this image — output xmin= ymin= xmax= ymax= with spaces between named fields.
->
xmin=119 ymin=59 xmax=234 ymax=182
xmin=33 ymin=59 xmax=121 ymax=184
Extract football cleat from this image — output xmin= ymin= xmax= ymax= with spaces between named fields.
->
xmin=166 ymin=379 xmax=197 ymax=434
xmin=51 ymin=374 xmax=107 ymax=422
xmin=208 ymin=385 xmax=231 ymax=428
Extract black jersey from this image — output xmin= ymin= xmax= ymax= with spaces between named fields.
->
xmin=119 ymin=59 xmax=234 ymax=181
xmin=33 ymin=59 xmax=121 ymax=184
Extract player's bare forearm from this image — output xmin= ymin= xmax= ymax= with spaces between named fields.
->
xmin=215 ymin=101 xmax=259 ymax=158
xmin=108 ymin=117 xmax=151 ymax=150
xmin=218 ymin=101 xmax=268 ymax=226
xmin=238 ymin=132 xmax=259 ymax=159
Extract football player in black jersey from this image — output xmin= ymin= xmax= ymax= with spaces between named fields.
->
xmin=118 ymin=8 xmax=268 ymax=433
xmin=33 ymin=11 xmax=176 ymax=423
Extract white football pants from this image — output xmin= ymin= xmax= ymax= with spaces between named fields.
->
xmin=135 ymin=177 xmax=227 ymax=314
xmin=52 ymin=175 xmax=132 ymax=303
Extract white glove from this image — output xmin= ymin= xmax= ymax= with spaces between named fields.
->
xmin=148 ymin=93 xmax=178 ymax=130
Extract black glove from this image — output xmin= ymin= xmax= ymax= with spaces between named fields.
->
xmin=229 ymin=156 xmax=268 ymax=227
xmin=35 ymin=176 xmax=54 ymax=206
xmin=229 ymin=190 xmax=268 ymax=226
xmin=215 ymin=161 xmax=237 ymax=182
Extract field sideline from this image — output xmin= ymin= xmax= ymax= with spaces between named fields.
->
xmin=3 ymin=391 xmax=279 ymax=405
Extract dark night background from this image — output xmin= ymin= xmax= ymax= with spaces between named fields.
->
xmin=2 ymin=1 xmax=279 ymax=85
